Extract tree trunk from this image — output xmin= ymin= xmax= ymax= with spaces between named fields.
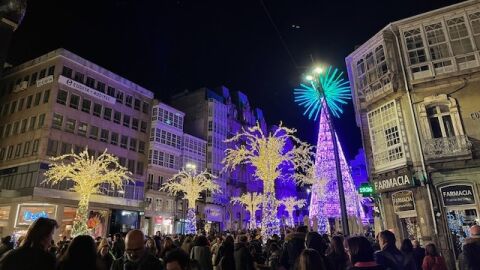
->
xmin=72 ymin=194 xmax=90 ymax=236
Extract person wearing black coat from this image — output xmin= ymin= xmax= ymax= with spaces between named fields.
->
xmin=411 ymin=240 xmax=425 ymax=270
xmin=110 ymin=230 xmax=163 ymax=270
xmin=280 ymin=226 xmax=308 ymax=270
xmin=234 ymin=235 xmax=255 ymax=270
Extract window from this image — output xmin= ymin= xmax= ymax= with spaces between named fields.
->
xmin=96 ymin=81 xmax=105 ymax=93
xmin=123 ymin=115 xmax=130 ymax=127
xmin=78 ymin=122 xmax=88 ymax=136
xmin=57 ymin=89 xmax=68 ymax=105
xmin=39 ymin=69 xmax=46 ymax=79
xmin=74 ymin=72 xmax=84 ymax=83
xmin=29 ymin=116 xmax=36 ymax=131
xmin=82 ymin=99 xmax=91 ymax=113
xmin=113 ymin=111 xmax=121 ymax=124
xmin=127 ymin=160 xmax=135 ymax=173
xmin=103 ymin=107 xmax=112 ymax=121
xmin=52 ymin=113 xmax=63 ymax=129
xmin=86 ymin=77 xmax=95 ymax=88
xmin=0 ymin=147 xmax=6 ymax=160
xmin=69 ymin=94 xmax=80 ymax=109
xmin=2 ymin=103 xmax=8 ymax=115
xmin=89 ymin=126 xmax=99 ymax=140
xmin=48 ymin=66 xmax=55 ymax=76
xmin=107 ymin=86 xmax=115 ymax=97
xmin=110 ymin=132 xmax=119 ymax=145
xmin=14 ymin=143 xmax=21 ymax=158
xmin=10 ymin=100 xmax=16 ymax=114
xmin=142 ymin=102 xmax=149 ymax=114
xmin=367 ymin=101 xmax=405 ymax=171
xmin=100 ymin=129 xmax=109 ymax=142
xmin=32 ymin=139 xmax=39 ymax=155
xmin=60 ymin=142 xmax=72 ymax=155
xmin=47 ymin=139 xmax=58 ymax=156
xmin=20 ymin=119 xmax=27 ymax=133
xmin=93 ymin=103 xmax=102 ymax=117
xmin=120 ymin=136 xmax=128 ymax=148
xmin=139 ymin=141 xmax=145 ymax=154
xmin=469 ymin=12 xmax=480 ymax=48
xmin=427 ymin=105 xmax=455 ymax=138
xmin=65 ymin=118 xmax=76 ymax=133
xmin=23 ymin=141 xmax=30 ymax=156
xmin=134 ymin=98 xmax=141 ymax=110
xmin=126 ymin=95 xmax=133 ymax=107
xmin=404 ymin=28 xmax=427 ymax=65
xmin=129 ymin=138 xmax=137 ymax=151
xmin=140 ymin=121 xmax=147 ymax=133
xmin=6 ymin=146 xmax=13 ymax=159
xmin=424 ymin=23 xmax=450 ymax=62
xmin=34 ymin=92 xmax=41 ymax=106
xmin=12 ymin=122 xmax=19 ymax=135
xmin=38 ymin=114 xmax=46 ymax=128
xmin=446 ymin=17 xmax=474 ymax=56
xmin=116 ymin=91 xmax=123 ymax=103
xmin=152 ymin=107 xmax=157 ymax=121
xmin=136 ymin=162 xmax=144 ymax=176
xmin=30 ymin=72 xmax=37 ymax=86
xmin=43 ymin=89 xmax=50 ymax=103
xmin=26 ymin=95 xmax=32 ymax=108
xmin=62 ymin=66 xmax=72 ymax=78
xmin=132 ymin=118 xmax=139 ymax=130
xmin=5 ymin=124 xmax=11 ymax=137
xmin=18 ymin=98 xmax=24 ymax=111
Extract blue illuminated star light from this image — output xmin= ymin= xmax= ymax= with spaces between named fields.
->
xmin=294 ymin=66 xmax=351 ymax=120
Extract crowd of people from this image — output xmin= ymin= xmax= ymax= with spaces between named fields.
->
xmin=0 ymin=217 xmax=478 ymax=270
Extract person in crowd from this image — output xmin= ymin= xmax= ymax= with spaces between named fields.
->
xmin=234 ymin=235 xmax=255 ymax=270
xmin=294 ymin=248 xmax=325 ymax=270
xmin=56 ymin=235 xmax=101 ymax=270
xmin=110 ymin=230 xmax=163 ymax=270
xmin=280 ymin=226 xmax=308 ymax=270
xmin=111 ymin=233 xmax=125 ymax=260
xmin=162 ymin=236 xmax=177 ymax=260
xmin=210 ymin=236 xmax=222 ymax=269
xmin=154 ymin=231 xmax=162 ymax=254
xmin=165 ymin=248 xmax=191 ymax=270
xmin=459 ymin=225 xmax=480 ymax=270
xmin=145 ymin=237 xmax=159 ymax=258
xmin=325 ymin=235 xmax=348 ymax=270
xmin=401 ymin=239 xmax=417 ymax=270
xmin=0 ymin=217 xmax=58 ymax=270
xmin=213 ymin=235 xmax=234 ymax=270
xmin=97 ymin=238 xmax=113 ymax=270
xmin=412 ymin=240 xmax=425 ymax=270
xmin=305 ymin=232 xmax=328 ymax=265
xmin=0 ymin=236 xmax=13 ymax=257
xmin=375 ymin=230 xmax=415 ymax=270
xmin=268 ymin=243 xmax=282 ymax=270
xmin=190 ymin=235 xmax=213 ymax=270
xmin=346 ymin=236 xmax=384 ymax=270
xmin=48 ymin=240 xmax=58 ymax=256
xmin=181 ymin=236 xmax=194 ymax=256
xmin=421 ymin=243 xmax=447 ymax=270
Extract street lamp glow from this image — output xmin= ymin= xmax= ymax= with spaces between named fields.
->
xmin=313 ymin=67 xmax=323 ymax=74
xmin=306 ymin=188 xmax=311 ymax=194
xmin=305 ymin=75 xmax=314 ymax=81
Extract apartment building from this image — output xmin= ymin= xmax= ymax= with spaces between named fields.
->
xmin=0 ymin=49 xmax=152 ymax=239
xmin=346 ymin=0 xmax=480 ymax=266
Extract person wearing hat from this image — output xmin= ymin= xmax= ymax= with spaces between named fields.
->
xmin=459 ymin=225 xmax=480 ymax=270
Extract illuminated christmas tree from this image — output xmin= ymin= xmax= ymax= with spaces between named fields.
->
xmin=231 ymin=192 xmax=263 ymax=229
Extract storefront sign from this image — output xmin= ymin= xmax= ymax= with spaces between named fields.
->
xmin=16 ymin=204 xmax=57 ymax=226
xmin=392 ymin=190 xmax=415 ymax=213
xmin=155 ymin=216 xmax=163 ymax=224
xmin=440 ymin=184 xmax=476 ymax=206
xmin=373 ymin=173 xmax=414 ymax=193
xmin=359 ymin=183 xmax=374 ymax=196
xmin=36 ymin=75 xmax=54 ymax=87
xmin=204 ymin=205 xmax=223 ymax=222
xmin=58 ymin=75 xmax=116 ymax=104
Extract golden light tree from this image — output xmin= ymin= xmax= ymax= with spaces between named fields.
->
xmin=223 ymin=122 xmax=314 ymax=238
xmin=231 ymin=192 xmax=264 ymax=229
xmin=161 ymin=169 xmax=221 ymax=234
xmin=44 ymin=148 xmax=133 ymax=236
xmin=279 ymin=197 xmax=306 ymax=227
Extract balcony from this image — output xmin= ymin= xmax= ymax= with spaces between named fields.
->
xmin=423 ymin=135 xmax=472 ymax=162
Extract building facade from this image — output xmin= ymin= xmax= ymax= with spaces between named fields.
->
xmin=0 ymin=0 xmax=26 ymax=77
xmin=0 ymin=49 xmax=152 ymax=239
xmin=346 ymin=0 xmax=480 ymax=267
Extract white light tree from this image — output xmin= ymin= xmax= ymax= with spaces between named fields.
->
xmin=161 ymin=169 xmax=221 ymax=234
xmin=279 ymin=197 xmax=306 ymax=227
xmin=223 ymin=122 xmax=314 ymax=239
xmin=231 ymin=192 xmax=263 ymax=229
xmin=44 ymin=148 xmax=133 ymax=236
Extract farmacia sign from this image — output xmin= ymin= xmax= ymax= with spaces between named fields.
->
xmin=373 ymin=174 xmax=413 ymax=193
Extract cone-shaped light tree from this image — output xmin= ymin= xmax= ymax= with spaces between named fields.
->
xmin=44 ymin=148 xmax=133 ymax=236
xmin=231 ymin=192 xmax=263 ymax=229
xmin=161 ymin=169 xmax=221 ymax=234
xmin=279 ymin=197 xmax=306 ymax=227
xmin=223 ymin=122 xmax=314 ymax=239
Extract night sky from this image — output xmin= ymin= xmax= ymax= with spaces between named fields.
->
xmin=7 ymin=0 xmax=459 ymax=160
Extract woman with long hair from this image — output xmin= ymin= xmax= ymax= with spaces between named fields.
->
xmin=145 ymin=237 xmax=158 ymax=258
xmin=56 ymin=235 xmax=100 ymax=270
xmin=160 ymin=236 xmax=176 ymax=259
xmin=96 ymin=238 xmax=113 ymax=270
xmin=345 ymin=236 xmax=384 ymax=270
xmin=191 ymin=235 xmax=213 ymax=270
xmin=422 ymin=243 xmax=447 ymax=270
xmin=325 ymin=235 xmax=348 ymax=270
xmin=401 ymin=239 xmax=416 ymax=270
xmin=0 ymin=217 xmax=58 ymax=270
xmin=294 ymin=248 xmax=325 ymax=270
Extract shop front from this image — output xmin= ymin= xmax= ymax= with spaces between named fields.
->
xmin=109 ymin=209 xmax=141 ymax=234
xmin=152 ymin=215 xmax=173 ymax=235
xmin=438 ymin=183 xmax=479 ymax=258
xmin=204 ymin=204 xmax=223 ymax=233
xmin=12 ymin=203 xmax=57 ymax=241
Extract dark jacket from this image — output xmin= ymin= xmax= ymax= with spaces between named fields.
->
xmin=111 ymin=240 xmax=125 ymax=260
xmin=190 ymin=246 xmax=213 ymax=270
xmin=97 ymin=253 xmax=114 ymax=270
xmin=280 ymin=232 xmax=306 ymax=270
xmin=375 ymin=245 xmax=415 ymax=270
xmin=326 ymin=252 xmax=348 ymax=270
xmin=234 ymin=242 xmax=255 ymax=270
xmin=218 ymin=254 xmax=235 ymax=270
xmin=110 ymin=253 xmax=163 ymax=270
xmin=459 ymin=238 xmax=480 ymax=270
xmin=0 ymin=246 xmax=56 ymax=270
xmin=413 ymin=247 xmax=425 ymax=270
xmin=268 ymin=250 xmax=281 ymax=270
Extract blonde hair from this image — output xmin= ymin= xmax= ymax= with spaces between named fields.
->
xmin=97 ymin=238 xmax=110 ymax=253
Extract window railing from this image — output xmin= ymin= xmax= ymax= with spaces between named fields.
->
xmin=423 ymin=135 xmax=472 ymax=160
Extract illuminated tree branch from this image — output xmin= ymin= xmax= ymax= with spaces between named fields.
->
xmin=231 ymin=192 xmax=263 ymax=229
xmin=279 ymin=197 xmax=306 ymax=226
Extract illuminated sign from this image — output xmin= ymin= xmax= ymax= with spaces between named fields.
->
xmin=58 ymin=75 xmax=116 ymax=104
xmin=392 ymin=190 xmax=416 ymax=213
xmin=36 ymin=75 xmax=54 ymax=88
xmin=373 ymin=173 xmax=414 ymax=193
xmin=440 ymin=184 xmax=476 ymax=206
xmin=359 ymin=183 xmax=374 ymax=196
xmin=23 ymin=210 xmax=48 ymax=221
xmin=16 ymin=204 xmax=57 ymax=226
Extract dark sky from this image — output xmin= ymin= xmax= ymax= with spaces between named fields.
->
xmin=7 ymin=0 xmax=459 ymax=160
